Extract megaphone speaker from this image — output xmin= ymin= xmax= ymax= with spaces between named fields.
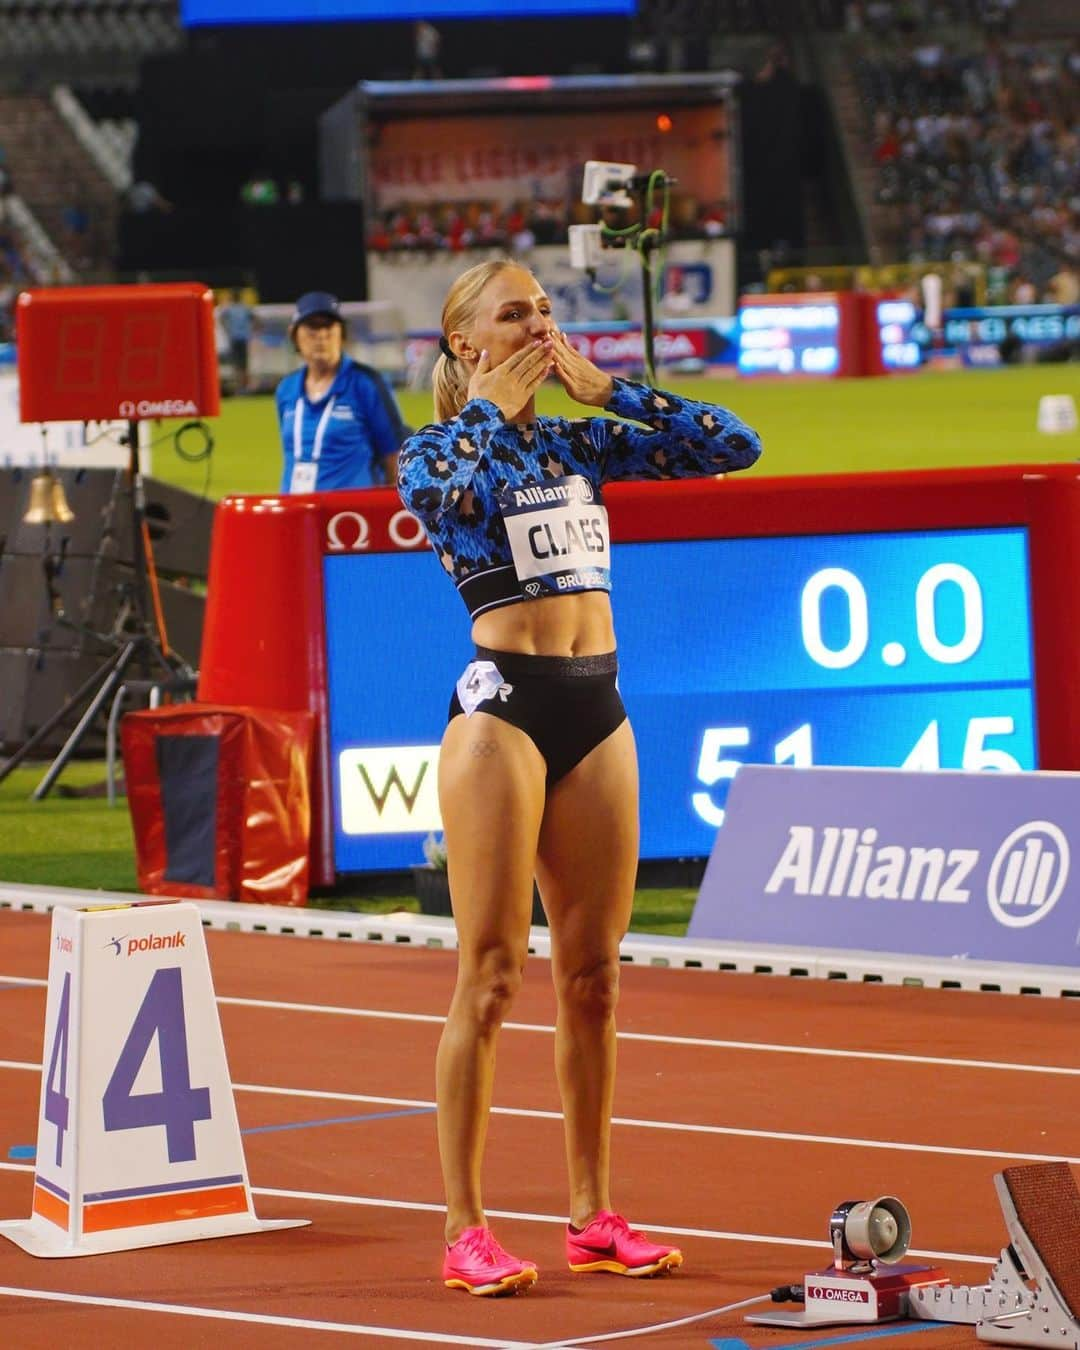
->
xmin=831 ymin=1196 xmax=911 ymax=1266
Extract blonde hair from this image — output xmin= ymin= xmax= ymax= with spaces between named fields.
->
xmin=431 ymin=258 xmax=530 ymax=422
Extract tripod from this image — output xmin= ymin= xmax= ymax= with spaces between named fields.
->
xmin=624 ymin=173 xmax=674 ymax=387
xmin=0 ymin=422 xmax=195 ymax=800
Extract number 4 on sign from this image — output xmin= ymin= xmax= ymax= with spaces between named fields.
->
xmin=43 ymin=973 xmax=71 ymax=1168
xmin=1 ymin=900 xmax=309 ymax=1258
xmin=102 ymin=966 xmax=212 ymax=1163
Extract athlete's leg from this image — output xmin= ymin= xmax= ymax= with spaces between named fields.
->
xmin=436 ymin=709 xmax=546 ymax=1244
xmin=534 ymin=719 xmax=639 ymax=1230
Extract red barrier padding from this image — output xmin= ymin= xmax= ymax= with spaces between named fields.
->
xmin=121 ymin=704 xmax=313 ymax=906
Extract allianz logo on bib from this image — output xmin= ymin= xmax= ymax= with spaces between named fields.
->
xmin=511 ymin=478 xmax=594 ymax=508
xmin=764 ymin=821 xmax=1068 ymax=927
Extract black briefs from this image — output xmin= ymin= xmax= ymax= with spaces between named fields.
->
xmin=448 ymin=646 xmax=627 ymax=787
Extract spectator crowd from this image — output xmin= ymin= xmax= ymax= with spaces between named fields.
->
xmin=365 ymin=195 xmax=730 ymax=256
xmin=857 ymin=34 xmax=1080 ymax=302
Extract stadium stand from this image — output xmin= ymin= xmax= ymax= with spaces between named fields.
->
xmin=847 ymin=30 xmax=1078 ymax=298
xmin=0 ymin=0 xmax=1066 ymax=294
xmin=0 ymin=94 xmax=118 ymax=278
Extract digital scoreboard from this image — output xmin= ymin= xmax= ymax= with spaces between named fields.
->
xmin=737 ymin=292 xmax=923 ymax=378
xmin=737 ymin=296 xmax=847 ymax=377
xmin=16 ymin=283 xmax=220 ymax=424
xmin=321 ymin=525 xmax=1034 ymax=868
xmin=875 ymin=298 xmax=922 ymax=371
xmin=199 ymin=465 xmax=1080 ymax=886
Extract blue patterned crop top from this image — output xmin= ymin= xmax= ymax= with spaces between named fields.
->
xmin=397 ymin=377 xmax=762 ymax=619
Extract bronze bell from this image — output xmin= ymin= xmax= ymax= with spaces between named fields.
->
xmin=23 ymin=469 xmax=75 ymax=525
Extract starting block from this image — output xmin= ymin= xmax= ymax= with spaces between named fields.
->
xmin=0 ymin=900 xmax=309 ymax=1257
xmin=908 ymin=1163 xmax=1080 ymax=1349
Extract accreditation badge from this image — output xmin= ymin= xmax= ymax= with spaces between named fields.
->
xmin=290 ymin=461 xmax=318 ymax=494
xmin=498 ymin=474 xmax=611 ymax=600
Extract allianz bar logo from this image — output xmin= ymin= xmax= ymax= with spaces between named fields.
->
xmin=339 ymin=746 xmax=442 ymax=835
xmin=763 ymin=820 xmax=1069 ymax=928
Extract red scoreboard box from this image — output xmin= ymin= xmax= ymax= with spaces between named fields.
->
xmin=15 ymin=282 xmax=220 ymax=424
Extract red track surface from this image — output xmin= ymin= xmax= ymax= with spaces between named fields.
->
xmin=2 ymin=909 xmax=1078 ymax=1348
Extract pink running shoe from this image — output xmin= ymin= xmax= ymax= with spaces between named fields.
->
xmin=442 ymin=1226 xmax=539 ymax=1296
xmin=566 ymin=1211 xmax=683 ymax=1277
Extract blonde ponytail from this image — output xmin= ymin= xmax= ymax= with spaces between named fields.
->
xmin=432 ymin=350 xmax=473 ymax=422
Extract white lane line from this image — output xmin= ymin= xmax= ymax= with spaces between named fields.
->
xmin=0 ymin=1165 xmax=996 ymax=1268
xmin=6 ymin=977 xmax=1080 ymax=1078
xmin=219 ymin=996 xmax=1080 ymax=1078
xmin=1 ymin=1060 xmax=1075 ymax=1165
xmin=237 ymin=1081 xmax=1079 ymax=1166
xmin=0 ymin=1286 xmax=532 ymax=1346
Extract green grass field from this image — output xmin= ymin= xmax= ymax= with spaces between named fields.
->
xmin=152 ymin=364 xmax=1080 ymax=500
xmin=3 ymin=363 xmax=1078 ymax=931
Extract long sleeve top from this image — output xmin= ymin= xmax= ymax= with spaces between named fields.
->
xmin=397 ymin=377 xmax=762 ymax=618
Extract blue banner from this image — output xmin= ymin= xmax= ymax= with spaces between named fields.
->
xmin=690 ymin=765 xmax=1080 ymax=969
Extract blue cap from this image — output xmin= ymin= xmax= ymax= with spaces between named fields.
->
xmin=291 ymin=291 xmax=342 ymax=327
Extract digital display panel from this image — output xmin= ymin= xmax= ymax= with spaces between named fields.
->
xmin=182 ymin=0 xmax=633 ymax=23
xmin=877 ymin=298 xmax=921 ymax=370
xmin=324 ymin=526 xmax=1036 ymax=872
xmin=15 ymin=284 xmax=220 ymax=423
xmin=364 ymin=105 xmax=728 ymax=250
xmin=737 ymin=301 xmax=841 ymax=376
xmin=942 ymin=304 xmax=1080 ymax=367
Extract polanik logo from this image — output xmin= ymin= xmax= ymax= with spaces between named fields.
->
xmin=987 ymin=820 xmax=1069 ymax=928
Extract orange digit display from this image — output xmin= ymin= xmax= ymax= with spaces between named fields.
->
xmin=16 ymin=282 xmax=220 ymax=423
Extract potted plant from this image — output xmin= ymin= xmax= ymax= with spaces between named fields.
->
xmin=412 ymin=832 xmax=546 ymax=925
xmin=412 ymin=832 xmax=452 ymax=916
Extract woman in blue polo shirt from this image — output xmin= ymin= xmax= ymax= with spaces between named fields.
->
xmin=275 ymin=291 xmax=407 ymax=492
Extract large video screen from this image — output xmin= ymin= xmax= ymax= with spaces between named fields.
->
xmin=366 ymin=104 xmax=730 ymax=258
xmin=182 ymin=0 xmax=633 ymax=24
xmin=324 ymin=527 xmax=1036 ymax=872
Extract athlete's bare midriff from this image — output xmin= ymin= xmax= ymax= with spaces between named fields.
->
xmin=471 ymin=590 xmax=616 ymax=657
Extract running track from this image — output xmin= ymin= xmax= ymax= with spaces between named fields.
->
xmin=1 ymin=908 xmax=1078 ymax=1348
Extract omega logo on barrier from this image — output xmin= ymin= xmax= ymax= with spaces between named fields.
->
xmin=388 ymin=509 xmax=426 ymax=550
xmin=326 ymin=511 xmax=370 ymax=552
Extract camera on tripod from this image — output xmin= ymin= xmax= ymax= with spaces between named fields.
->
xmin=581 ymin=159 xmax=639 ymax=208
xmin=569 ymin=160 xmax=677 ymax=273
xmin=570 ymin=161 xmax=639 ymax=271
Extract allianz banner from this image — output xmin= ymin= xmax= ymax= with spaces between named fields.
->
xmin=690 ymin=765 xmax=1080 ymax=968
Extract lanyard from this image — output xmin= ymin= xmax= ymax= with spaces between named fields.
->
xmin=292 ymin=394 xmax=336 ymax=466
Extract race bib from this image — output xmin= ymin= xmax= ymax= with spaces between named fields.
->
xmin=498 ymin=474 xmax=611 ymax=600
xmin=456 ymin=660 xmax=505 ymax=717
xmin=290 ymin=461 xmax=318 ymax=494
